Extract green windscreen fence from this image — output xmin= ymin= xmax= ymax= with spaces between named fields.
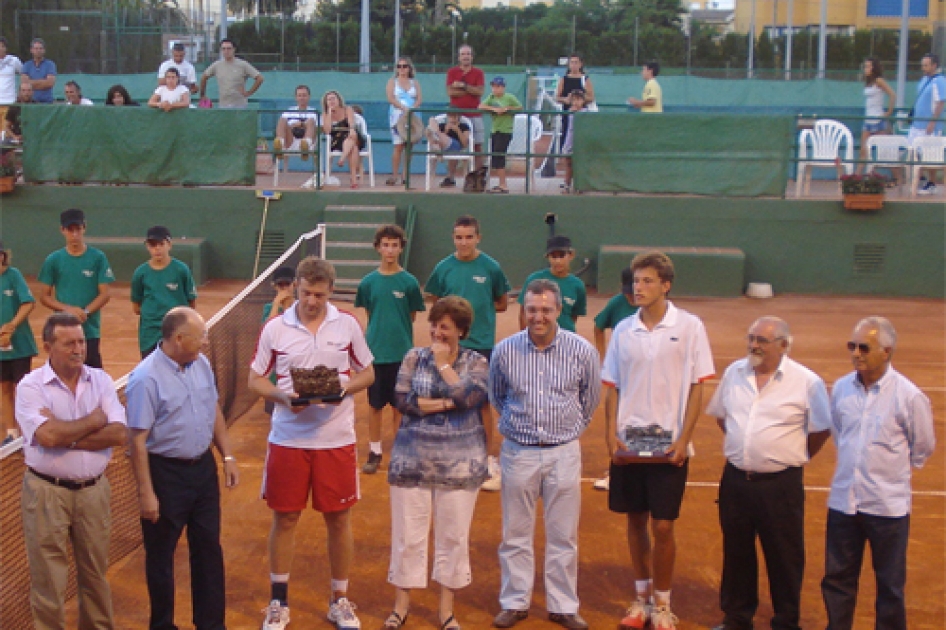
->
xmin=572 ymin=113 xmax=795 ymax=197
xmin=22 ymin=107 xmax=256 ymax=186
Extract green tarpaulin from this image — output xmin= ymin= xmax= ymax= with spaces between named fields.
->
xmin=571 ymin=113 xmax=794 ymax=197
xmin=22 ymin=107 xmax=256 ymax=186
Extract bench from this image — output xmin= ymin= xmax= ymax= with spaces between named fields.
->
xmin=597 ymin=245 xmax=745 ymax=297
xmin=85 ymin=237 xmax=209 ymax=286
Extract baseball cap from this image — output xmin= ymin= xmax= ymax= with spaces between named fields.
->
xmin=60 ymin=208 xmax=85 ymax=228
xmin=546 ymin=235 xmax=573 ymax=255
xmin=272 ymin=266 xmax=295 ymax=285
xmin=621 ymin=267 xmax=634 ymax=295
xmin=146 ymin=225 xmax=172 ymax=242
xmin=491 ymin=76 xmax=506 ymax=86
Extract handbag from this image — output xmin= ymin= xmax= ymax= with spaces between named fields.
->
xmin=463 ymin=166 xmax=489 ymax=193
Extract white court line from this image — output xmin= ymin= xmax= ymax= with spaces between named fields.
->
xmin=580 ymin=478 xmax=946 ymax=498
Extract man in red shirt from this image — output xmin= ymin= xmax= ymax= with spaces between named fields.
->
xmin=446 ymin=45 xmax=486 ymax=168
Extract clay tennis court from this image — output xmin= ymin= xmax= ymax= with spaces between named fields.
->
xmin=20 ymin=279 xmax=940 ymax=629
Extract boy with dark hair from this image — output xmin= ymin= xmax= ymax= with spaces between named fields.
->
xmin=517 ymin=235 xmax=586 ymax=332
xmin=628 ymin=62 xmax=662 ymax=113
xmin=479 ymin=77 xmax=522 ymax=193
xmin=131 ymin=226 xmax=197 ymax=359
xmin=355 ymin=225 xmax=425 ymax=474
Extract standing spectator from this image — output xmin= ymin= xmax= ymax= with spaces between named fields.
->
xmin=274 ymin=85 xmax=317 ymax=161
xmin=64 ymin=80 xmax=93 ymax=106
xmin=490 ymin=279 xmax=600 ymax=630
xmin=554 ymin=53 xmax=595 ymax=152
xmin=706 ymin=317 xmax=832 ymax=630
xmin=105 ymin=84 xmax=139 ymax=106
xmin=910 ymin=53 xmax=946 ymax=195
xmin=149 ymin=68 xmax=191 ymax=112
xmin=425 ymin=111 xmax=471 ymax=188
xmin=446 ymin=45 xmax=486 ymax=167
xmin=199 ymin=38 xmax=264 ymax=109
xmin=479 ymin=76 xmax=522 ymax=194
xmin=821 ymin=317 xmax=935 ymax=630
xmin=0 ymin=240 xmax=37 ymax=444
xmin=355 ymin=225 xmax=425 ymax=475
xmin=382 ymin=296 xmax=489 ymax=630
xmin=158 ymin=43 xmax=198 ymax=94
xmin=628 ymin=62 xmax=662 ymax=113
xmin=0 ymin=36 xmax=23 ymax=106
xmin=22 ymin=38 xmax=56 ymax=104
xmin=16 ymin=312 xmax=128 ymax=630
xmin=517 ymin=235 xmax=586 ymax=333
xmin=386 ymin=57 xmax=423 ymax=186
xmin=248 ymin=257 xmax=375 ymax=630
xmin=560 ymin=88 xmax=589 ymax=194
xmin=38 ymin=209 xmax=115 ymax=369
xmin=856 ymin=58 xmax=895 ymax=175
xmin=127 ymin=307 xmax=240 ymax=630
xmin=601 ymin=252 xmax=714 ymax=630
xmin=131 ymin=226 xmax=197 ymax=359
xmin=425 ymin=214 xmax=510 ymax=491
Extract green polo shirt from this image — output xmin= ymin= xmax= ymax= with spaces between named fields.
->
xmin=355 ymin=269 xmax=425 ymax=365
xmin=131 ymin=258 xmax=197 ymax=352
xmin=594 ymin=293 xmax=638 ymax=331
xmin=38 ymin=246 xmax=115 ymax=340
xmin=517 ymin=268 xmax=587 ymax=332
xmin=0 ymin=267 xmax=38 ymax=361
xmin=480 ymin=93 xmax=522 ymax=134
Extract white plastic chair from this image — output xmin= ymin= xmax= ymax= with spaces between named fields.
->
xmin=323 ymin=113 xmax=375 ymax=188
xmin=910 ymin=136 xmax=946 ymax=197
xmin=865 ymin=135 xmax=911 ymax=187
xmin=795 ymin=119 xmax=854 ymax=197
xmin=425 ymin=114 xmax=475 ymax=191
xmin=488 ymin=114 xmax=543 ymax=191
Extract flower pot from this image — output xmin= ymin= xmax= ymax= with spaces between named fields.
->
xmin=0 ymin=175 xmax=14 ymax=194
xmin=843 ymin=193 xmax=883 ymax=211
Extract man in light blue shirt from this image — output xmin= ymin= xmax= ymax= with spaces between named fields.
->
xmin=909 ymin=53 xmax=946 ymax=195
xmin=21 ymin=38 xmax=56 ymax=103
xmin=489 ymin=279 xmax=600 ymax=630
xmin=821 ymin=316 xmax=935 ymax=630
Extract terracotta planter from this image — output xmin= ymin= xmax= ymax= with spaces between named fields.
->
xmin=0 ymin=175 xmax=14 ymax=194
xmin=843 ymin=193 xmax=884 ymax=211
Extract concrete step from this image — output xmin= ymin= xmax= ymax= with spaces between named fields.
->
xmin=324 ymin=205 xmax=397 ymax=226
xmin=325 ymin=242 xmax=376 ymax=261
xmin=332 ymin=260 xmax=377 ymax=282
xmin=324 ymin=223 xmax=387 ymax=243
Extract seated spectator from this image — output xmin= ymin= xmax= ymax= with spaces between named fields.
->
xmin=64 ymin=80 xmax=93 ymax=106
xmin=105 ymin=84 xmax=139 ymax=106
xmin=321 ymin=90 xmax=366 ymax=188
xmin=426 ymin=111 xmax=471 ymax=188
xmin=275 ymin=85 xmax=317 ymax=161
xmin=158 ymin=43 xmax=198 ymax=94
xmin=148 ymin=68 xmax=190 ymax=112
xmin=3 ymin=82 xmax=34 ymax=142
xmin=561 ymin=88 xmax=588 ymax=194
xmin=479 ymin=76 xmax=522 ymax=194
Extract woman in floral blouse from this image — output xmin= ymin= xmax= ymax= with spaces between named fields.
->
xmin=383 ymin=296 xmax=489 ymax=630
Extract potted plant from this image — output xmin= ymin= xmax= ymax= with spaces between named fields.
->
xmin=0 ymin=146 xmax=17 ymax=194
xmin=840 ymin=172 xmax=888 ymax=211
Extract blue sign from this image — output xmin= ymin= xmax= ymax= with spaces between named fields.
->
xmin=866 ymin=0 xmax=928 ymax=18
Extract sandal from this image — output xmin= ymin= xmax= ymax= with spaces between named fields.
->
xmin=385 ymin=177 xmax=399 ymax=186
xmin=440 ymin=613 xmax=460 ymax=630
xmin=489 ymin=186 xmax=509 ymax=194
xmin=383 ymin=610 xmax=408 ymax=629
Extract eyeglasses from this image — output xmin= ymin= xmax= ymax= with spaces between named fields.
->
xmin=396 ymin=64 xmax=410 ymax=68
xmin=746 ymin=334 xmax=783 ymax=345
xmin=846 ymin=341 xmax=872 ymax=353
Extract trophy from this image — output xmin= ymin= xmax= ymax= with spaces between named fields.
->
xmin=613 ymin=424 xmax=673 ymax=464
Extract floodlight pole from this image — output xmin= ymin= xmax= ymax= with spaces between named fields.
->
xmin=221 ymin=0 xmax=227 ymax=40
xmin=360 ymin=0 xmax=370 ymax=72
xmin=394 ymin=0 xmax=401 ymax=64
xmin=895 ymin=0 xmax=909 ymax=108
xmin=748 ymin=0 xmax=756 ymax=78
xmin=785 ymin=0 xmax=793 ymax=80
xmin=816 ymin=0 xmax=826 ymax=79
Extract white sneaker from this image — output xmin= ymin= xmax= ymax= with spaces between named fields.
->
xmin=918 ymin=181 xmax=937 ymax=196
xmin=261 ymin=600 xmax=290 ymax=630
xmin=481 ymin=455 xmax=501 ymax=492
xmin=593 ymin=474 xmax=610 ymax=491
xmin=327 ymin=597 xmax=361 ymax=629
xmin=619 ymin=598 xmax=651 ymax=629
xmin=651 ymin=604 xmax=679 ymax=630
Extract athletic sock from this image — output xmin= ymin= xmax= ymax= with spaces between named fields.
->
xmin=369 ymin=441 xmax=382 ymax=456
xmin=270 ymin=574 xmax=289 ymax=606
xmin=654 ymin=589 xmax=672 ymax=607
xmin=331 ymin=579 xmax=349 ymax=599
xmin=635 ymin=579 xmax=652 ymax=600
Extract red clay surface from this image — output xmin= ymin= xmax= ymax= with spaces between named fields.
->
xmin=14 ymin=279 xmax=941 ymax=630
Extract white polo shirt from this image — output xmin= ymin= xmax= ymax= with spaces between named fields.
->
xmin=601 ymin=301 xmax=715 ymax=441
xmin=251 ymin=301 xmax=373 ymax=449
xmin=706 ymin=355 xmax=831 ymax=473
xmin=158 ymin=58 xmax=198 ymax=87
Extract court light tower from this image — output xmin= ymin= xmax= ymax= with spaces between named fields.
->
xmin=450 ymin=8 xmax=462 ymax=66
xmin=895 ymin=0 xmax=909 ymax=108
xmin=360 ymin=0 xmax=370 ymax=72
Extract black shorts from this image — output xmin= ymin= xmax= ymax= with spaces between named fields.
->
xmin=0 ymin=356 xmax=32 ymax=383
xmin=609 ymin=459 xmax=689 ymax=521
xmin=490 ymin=132 xmax=512 ymax=169
xmin=367 ymin=362 xmax=401 ymax=410
xmin=84 ymin=337 xmax=103 ymax=369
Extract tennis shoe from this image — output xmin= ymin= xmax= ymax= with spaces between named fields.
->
xmin=651 ymin=604 xmax=678 ymax=630
xmin=619 ymin=598 xmax=651 ymax=629
xmin=481 ymin=455 xmax=501 ymax=492
xmin=261 ymin=600 xmax=290 ymax=630
xmin=327 ymin=597 xmax=361 ymax=629
xmin=918 ymin=181 xmax=937 ymax=196
xmin=593 ymin=475 xmax=610 ymax=491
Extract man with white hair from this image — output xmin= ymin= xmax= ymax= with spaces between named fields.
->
xmin=706 ymin=316 xmax=831 ymax=630
xmin=821 ymin=316 xmax=935 ymax=630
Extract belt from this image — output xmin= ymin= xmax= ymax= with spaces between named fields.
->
xmin=150 ymin=450 xmax=210 ymax=465
xmin=29 ymin=468 xmax=101 ymax=490
xmin=511 ymin=439 xmax=566 ymax=449
xmin=726 ymin=461 xmax=797 ymax=481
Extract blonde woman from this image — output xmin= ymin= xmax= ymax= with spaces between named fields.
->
xmin=386 ymin=57 xmax=423 ymax=185
xmin=321 ymin=90 xmax=366 ymax=188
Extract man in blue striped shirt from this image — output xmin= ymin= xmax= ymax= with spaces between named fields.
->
xmin=489 ymin=279 xmax=600 ymax=630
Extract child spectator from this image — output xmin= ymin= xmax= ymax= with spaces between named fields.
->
xmin=561 ymin=88 xmax=588 ymax=194
xmin=479 ymin=76 xmax=522 ymax=194
xmin=517 ymin=235 xmax=586 ymax=333
xmin=0 ymin=240 xmax=37 ymax=444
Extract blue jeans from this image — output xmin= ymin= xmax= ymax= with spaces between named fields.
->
xmin=821 ymin=509 xmax=909 ymax=630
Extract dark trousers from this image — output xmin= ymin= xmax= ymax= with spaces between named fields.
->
xmin=718 ymin=463 xmax=805 ymax=630
xmin=141 ymin=450 xmax=225 ymax=630
xmin=821 ymin=509 xmax=909 ymax=630
xmin=85 ymin=337 xmax=103 ymax=369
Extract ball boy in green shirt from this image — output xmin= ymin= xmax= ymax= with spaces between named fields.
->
xmin=517 ymin=235 xmax=587 ymax=333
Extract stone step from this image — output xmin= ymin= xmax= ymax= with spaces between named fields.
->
xmin=325 ymin=242 xmax=376 ymax=261
xmin=324 ymin=205 xmax=397 ymax=227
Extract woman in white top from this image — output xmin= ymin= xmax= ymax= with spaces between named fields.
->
xmin=149 ymin=68 xmax=191 ymax=112
xmin=858 ymin=57 xmax=896 ymax=174
xmin=386 ymin=57 xmax=423 ymax=186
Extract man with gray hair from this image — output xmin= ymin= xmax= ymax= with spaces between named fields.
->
xmin=705 ymin=316 xmax=831 ymax=630
xmin=821 ymin=316 xmax=935 ymax=630
xmin=489 ymin=279 xmax=600 ymax=629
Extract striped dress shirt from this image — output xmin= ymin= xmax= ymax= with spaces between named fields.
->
xmin=490 ymin=327 xmax=600 ymax=446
